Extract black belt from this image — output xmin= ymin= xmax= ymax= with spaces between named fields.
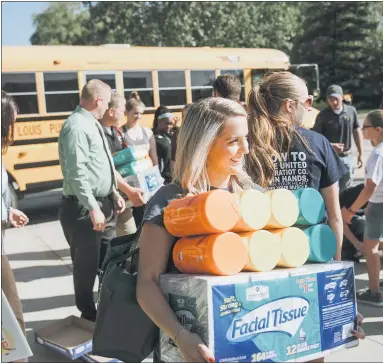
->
xmin=63 ymin=193 xmax=113 ymax=203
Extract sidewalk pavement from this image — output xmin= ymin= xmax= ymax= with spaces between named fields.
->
xmin=3 ymin=215 xmax=383 ymax=362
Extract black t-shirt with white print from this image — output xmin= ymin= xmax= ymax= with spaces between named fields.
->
xmin=269 ymin=127 xmax=347 ymax=190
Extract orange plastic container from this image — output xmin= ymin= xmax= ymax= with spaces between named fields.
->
xmin=164 ymin=190 xmax=241 ymax=237
xmin=239 ymin=230 xmax=281 ymax=272
xmin=232 ymin=189 xmax=271 ymax=232
xmin=173 ymin=232 xmax=247 ymax=275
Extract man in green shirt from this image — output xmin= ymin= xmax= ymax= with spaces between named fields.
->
xmin=59 ymin=79 xmax=125 ymax=322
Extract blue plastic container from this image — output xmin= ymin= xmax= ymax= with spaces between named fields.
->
xmin=303 ymin=224 xmax=337 ymax=263
xmin=293 ymin=188 xmax=325 ymax=226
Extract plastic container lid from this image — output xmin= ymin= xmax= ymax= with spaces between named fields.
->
xmin=304 ymin=224 xmax=337 ymax=263
xmin=293 ymin=188 xmax=325 ymax=225
xmin=211 ymin=233 xmax=248 ymax=275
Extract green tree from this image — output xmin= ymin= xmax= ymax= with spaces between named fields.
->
xmin=292 ymin=1 xmax=383 ymax=107
xmin=83 ymin=1 xmax=302 ymax=52
xmin=30 ymin=2 xmax=90 ymax=45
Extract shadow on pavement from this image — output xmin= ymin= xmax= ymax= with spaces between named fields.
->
xmin=18 ymin=190 xmax=62 ymax=226
xmin=353 ymin=258 xmax=383 ymax=337
xmin=13 ymin=264 xmax=73 ymax=283
xmin=23 ymin=206 xmax=61 ymax=226
xmin=7 ymin=248 xmax=71 ymax=261
xmin=22 ymin=294 xmax=76 ymax=314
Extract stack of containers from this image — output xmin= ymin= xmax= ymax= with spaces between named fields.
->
xmin=164 ymin=190 xmax=248 ymax=276
xmin=292 ymin=188 xmax=337 ymax=263
xmin=164 ymin=187 xmax=337 ymax=276
xmin=112 ymin=144 xmax=153 ymax=178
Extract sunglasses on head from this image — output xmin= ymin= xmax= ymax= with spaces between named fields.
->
xmin=298 ymin=95 xmax=314 ymax=107
xmin=287 ymin=95 xmax=313 ymax=108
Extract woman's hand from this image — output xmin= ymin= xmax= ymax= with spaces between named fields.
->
xmin=177 ymin=330 xmax=215 ymax=362
xmin=351 ymin=313 xmax=366 ymax=340
xmin=342 ymin=208 xmax=354 ymax=224
xmin=8 ymin=207 xmax=29 ymax=228
xmin=173 ymin=115 xmax=181 ymax=129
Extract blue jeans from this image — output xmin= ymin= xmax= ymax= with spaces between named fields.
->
xmin=339 ymin=155 xmax=353 ymax=193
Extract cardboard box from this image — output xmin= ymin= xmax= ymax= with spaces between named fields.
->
xmin=82 ymin=353 xmax=122 ymax=363
xmin=123 ymin=165 xmax=164 ymax=207
xmin=34 ymin=316 xmax=94 ymax=360
xmin=159 ymin=261 xmax=358 ymax=362
xmin=2 ymin=291 xmax=33 ymax=362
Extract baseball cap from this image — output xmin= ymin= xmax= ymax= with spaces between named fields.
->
xmin=326 ymin=85 xmax=344 ymax=99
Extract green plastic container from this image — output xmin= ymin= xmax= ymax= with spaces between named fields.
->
xmin=303 ymin=224 xmax=337 ymax=263
xmin=293 ymin=188 xmax=325 ymax=226
xmin=116 ymin=158 xmax=153 ymax=177
xmin=112 ymin=145 xmax=148 ymax=167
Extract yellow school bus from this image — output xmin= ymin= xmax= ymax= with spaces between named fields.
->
xmin=1 ymin=45 xmax=319 ymax=204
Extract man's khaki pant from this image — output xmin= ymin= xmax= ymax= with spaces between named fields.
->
xmin=116 ymin=207 xmax=137 ymax=237
xmin=1 ymin=254 xmax=28 ymax=362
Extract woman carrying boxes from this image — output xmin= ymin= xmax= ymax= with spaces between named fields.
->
xmin=134 ymin=84 xmax=365 ymax=362
xmin=118 ymin=92 xmax=159 ymax=230
xmin=136 ymin=97 xmax=253 ymax=362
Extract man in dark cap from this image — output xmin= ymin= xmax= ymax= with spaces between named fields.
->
xmin=312 ymin=84 xmax=363 ymax=192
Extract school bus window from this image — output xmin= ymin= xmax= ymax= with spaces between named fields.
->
xmin=222 ymin=69 xmax=245 ymax=101
xmin=86 ymin=73 xmax=116 ymax=90
xmin=44 ymin=72 xmax=80 ymax=113
xmin=123 ymin=71 xmax=154 ymax=107
xmin=1 ymin=73 xmax=38 ymax=114
xmin=2 ymin=73 xmax=36 ymax=92
xmin=223 ymin=69 xmax=244 ymax=84
xmin=158 ymin=70 xmax=186 ymax=106
xmin=251 ymin=69 xmax=267 ymax=86
xmin=44 ymin=72 xmax=78 ymax=91
xmin=191 ymin=70 xmax=215 ymax=101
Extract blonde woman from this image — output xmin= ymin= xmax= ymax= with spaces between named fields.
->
xmin=136 ymin=98 xmax=252 ymax=362
xmin=122 ymin=91 xmax=158 ymax=226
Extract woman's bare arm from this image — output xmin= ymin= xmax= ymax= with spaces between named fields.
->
xmin=136 ymin=223 xmax=182 ymax=338
xmin=320 ymin=183 xmax=343 ymax=261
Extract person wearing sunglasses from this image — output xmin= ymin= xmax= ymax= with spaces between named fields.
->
xmin=246 ymin=71 xmax=347 ymax=261
xmin=343 ymin=110 xmax=383 ymax=307
xmin=312 ymin=85 xmax=364 ymax=193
